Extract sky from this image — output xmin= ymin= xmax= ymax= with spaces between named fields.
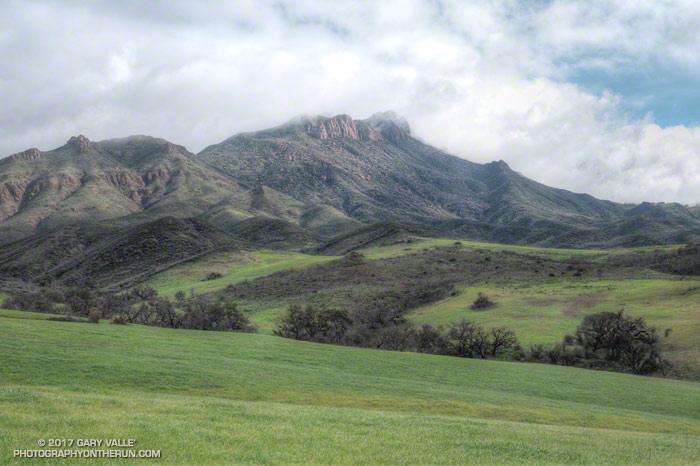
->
xmin=1 ymin=0 xmax=699 ymax=205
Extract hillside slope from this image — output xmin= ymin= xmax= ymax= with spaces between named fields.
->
xmin=0 ymin=135 xmax=356 ymax=246
xmin=0 ymin=217 xmax=242 ymax=289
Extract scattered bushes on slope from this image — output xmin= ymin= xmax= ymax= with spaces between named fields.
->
xmin=274 ymin=304 xmax=670 ymax=377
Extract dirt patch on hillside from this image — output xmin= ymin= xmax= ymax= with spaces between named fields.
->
xmin=524 ymin=294 xmax=604 ymax=318
xmin=562 ymin=295 xmax=603 ymax=317
xmin=523 ymin=297 xmax=560 ymax=307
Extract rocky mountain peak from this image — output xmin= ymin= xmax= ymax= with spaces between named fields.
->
xmin=66 ymin=135 xmax=93 ymax=152
xmin=265 ymin=112 xmax=412 ymax=143
xmin=364 ymin=111 xmax=411 ymax=142
xmin=366 ymin=111 xmax=411 ymax=133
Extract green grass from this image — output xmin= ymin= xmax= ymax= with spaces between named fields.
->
xmin=410 ymin=280 xmax=699 ymax=342
xmin=145 ymin=250 xmax=335 ymax=297
xmin=0 ymin=308 xmax=69 ymax=320
xmin=355 ymin=237 xmax=681 ymax=261
xmin=1 ymin=317 xmax=699 ymax=464
xmin=409 ymin=279 xmax=700 ymax=374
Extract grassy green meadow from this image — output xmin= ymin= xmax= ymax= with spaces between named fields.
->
xmin=353 ymin=237 xmax=680 ymax=261
xmin=1 ymin=316 xmax=699 ymax=464
xmin=144 ymin=250 xmax=334 ymax=297
xmin=3 ymin=238 xmax=695 ymax=463
xmin=0 ymin=308 xmax=78 ymax=320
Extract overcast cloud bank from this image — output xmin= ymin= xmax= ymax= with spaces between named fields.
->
xmin=1 ymin=0 xmax=699 ymax=204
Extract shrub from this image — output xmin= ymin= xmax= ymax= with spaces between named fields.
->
xmin=527 ymin=343 xmax=547 ymax=362
xmin=64 ymin=288 xmax=97 ymax=316
xmin=274 ymin=304 xmax=351 ymax=343
xmin=554 ymin=310 xmax=670 ymax=375
xmin=274 ymin=304 xmax=314 ymax=340
xmin=111 ymin=315 xmax=128 ymax=325
xmin=470 ymin=292 xmax=495 ymax=311
xmin=204 ymin=272 xmax=224 ymax=281
xmin=181 ymin=296 xmax=256 ymax=332
xmin=489 ymin=326 xmax=518 ymax=356
xmin=88 ymin=310 xmax=101 ymax=324
xmin=128 ymin=285 xmax=158 ymax=303
xmin=97 ymin=293 xmax=131 ymax=319
xmin=373 ymin=324 xmax=417 ymax=351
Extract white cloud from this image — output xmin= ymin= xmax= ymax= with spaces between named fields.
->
xmin=0 ymin=0 xmax=698 ymax=204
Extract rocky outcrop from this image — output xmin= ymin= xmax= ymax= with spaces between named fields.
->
xmin=300 ymin=115 xmax=383 ymax=141
xmin=0 ymin=182 xmax=26 ymax=203
xmin=295 ymin=112 xmax=412 ymax=142
xmin=9 ymin=148 xmax=42 ymax=163
xmin=302 ymin=115 xmax=358 ymax=139
xmin=66 ymin=135 xmax=94 ymax=152
xmin=0 ymin=181 xmax=28 ymax=221
xmin=22 ymin=175 xmax=82 ymax=202
xmin=142 ymin=167 xmax=172 ymax=184
xmin=365 ymin=111 xmax=411 ymax=142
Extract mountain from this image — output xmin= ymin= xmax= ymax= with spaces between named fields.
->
xmin=2 ymin=111 xmax=700 ymax=255
xmin=0 ymin=135 xmax=355 ymax=246
xmin=0 ymin=135 xmax=246 ymax=244
xmin=198 ymin=112 xmax=700 ymax=246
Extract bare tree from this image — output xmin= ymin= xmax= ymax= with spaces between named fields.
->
xmin=489 ymin=326 xmax=518 ymax=356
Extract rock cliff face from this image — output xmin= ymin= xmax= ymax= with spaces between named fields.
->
xmin=7 ymin=148 xmax=42 ymax=163
xmin=299 ymin=114 xmax=383 ymax=141
xmin=0 ymin=181 xmax=28 ymax=221
xmin=280 ymin=113 xmax=413 ymax=142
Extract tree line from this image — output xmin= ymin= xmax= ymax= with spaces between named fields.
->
xmin=2 ymin=287 xmax=256 ymax=333
xmin=2 ymin=288 xmax=670 ymax=375
xmin=274 ymin=304 xmax=670 ymax=376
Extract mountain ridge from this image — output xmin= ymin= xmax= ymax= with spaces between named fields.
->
xmin=1 ymin=112 xmax=699 ymax=250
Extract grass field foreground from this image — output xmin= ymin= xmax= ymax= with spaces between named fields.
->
xmin=0 ymin=317 xmax=699 ymax=464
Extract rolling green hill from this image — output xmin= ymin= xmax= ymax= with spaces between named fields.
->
xmin=134 ymin=238 xmax=700 ymax=377
xmin=0 ymin=316 xmax=698 ymax=464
